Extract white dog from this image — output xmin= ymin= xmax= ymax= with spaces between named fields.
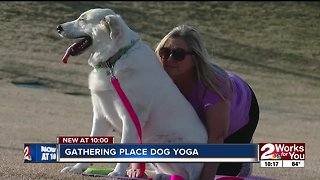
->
xmin=57 ymin=8 xmax=207 ymax=180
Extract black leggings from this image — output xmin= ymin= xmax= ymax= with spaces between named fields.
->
xmin=216 ymin=85 xmax=260 ymax=176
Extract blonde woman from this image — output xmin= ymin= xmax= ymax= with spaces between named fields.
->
xmin=128 ymin=25 xmax=259 ymax=179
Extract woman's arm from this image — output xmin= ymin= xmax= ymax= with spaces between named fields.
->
xmin=200 ymin=100 xmax=230 ymax=180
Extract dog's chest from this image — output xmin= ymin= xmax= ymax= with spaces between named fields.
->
xmin=88 ymin=69 xmax=113 ymax=91
xmin=88 ymin=68 xmax=133 ymax=132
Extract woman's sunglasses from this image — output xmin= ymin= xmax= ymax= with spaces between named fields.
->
xmin=159 ymin=47 xmax=194 ymax=61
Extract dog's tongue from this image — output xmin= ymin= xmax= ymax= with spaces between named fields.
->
xmin=61 ymin=43 xmax=76 ymax=64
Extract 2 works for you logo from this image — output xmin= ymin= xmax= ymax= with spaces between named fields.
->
xmin=259 ymin=143 xmax=305 ymax=160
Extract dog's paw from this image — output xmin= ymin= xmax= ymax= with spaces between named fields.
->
xmin=60 ymin=166 xmax=84 ymax=174
xmin=108 ymin=171 xmax=126 ymax=177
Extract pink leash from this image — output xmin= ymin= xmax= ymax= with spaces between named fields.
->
xmin=111 ymin=76 xmax=184 ymax=180
xmin=111 ymin=76 xmax=143 ymax=144
xmin=111 ymin=76 xmax=145 ymax=177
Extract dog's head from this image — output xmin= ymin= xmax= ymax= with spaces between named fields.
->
xmin=57 ymin=8 xmax=139 ymax=66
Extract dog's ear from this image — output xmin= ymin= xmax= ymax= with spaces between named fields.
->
xmin=102 ymin=15 xmax=121 ymax=40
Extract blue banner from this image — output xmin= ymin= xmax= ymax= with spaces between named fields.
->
xmin=58 ymin=144 xmax=258 ymax=163
xmin=24 ymin=144 xmax=57 ymax=163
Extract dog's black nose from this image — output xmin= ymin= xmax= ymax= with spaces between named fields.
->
xmin=57 ymin=25 xmax=63 ymax=33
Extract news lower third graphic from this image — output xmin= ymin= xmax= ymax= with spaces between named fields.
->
xmin=24 ymin=137 xmax=305 ymax=168
xmin=57 ymin=144 xmax=258 ymax=163
xmin=24 ymin=136 xmax=258 ymax=163
xmin=259 ymin=143 xmax=305 ymax=168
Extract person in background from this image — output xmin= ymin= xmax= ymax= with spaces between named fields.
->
xmin=128 ymin=25 xmax=259 ymax=179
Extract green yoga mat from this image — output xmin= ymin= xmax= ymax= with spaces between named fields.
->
xmin=84 ymin=167 xmax=114 ymax=175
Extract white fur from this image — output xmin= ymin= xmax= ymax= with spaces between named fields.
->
xmin=58 ymin=8 xmax=207 ymax=180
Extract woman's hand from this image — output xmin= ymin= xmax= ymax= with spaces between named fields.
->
xmin=127 ymin=167 xmax=148 ymax=179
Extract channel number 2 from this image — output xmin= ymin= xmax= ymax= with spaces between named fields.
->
xmin=260 ymin=143 xmax=275 ymax=159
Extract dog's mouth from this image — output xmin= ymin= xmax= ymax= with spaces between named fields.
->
xmin=61 ymin=36 xmax=92 ymax=64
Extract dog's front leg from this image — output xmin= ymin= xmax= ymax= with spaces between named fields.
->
xmin=61 ymin=113 xmax=109 ymax=174
xmin=109 ymin=118 xmax=139 ymax=177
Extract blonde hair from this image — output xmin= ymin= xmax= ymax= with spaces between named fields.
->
xmin=155 ymin=25 xmax=233 ymax=101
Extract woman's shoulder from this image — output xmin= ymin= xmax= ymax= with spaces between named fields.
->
xmin=188 ymin=80 xmax=224 ymax=120
xmin=226 ymin=71 xmax=250 ymax=91
xmin=192 ymin=80 xmax=224 ymax=107
xmin=226 ymin=71 xmax=248 ymax=83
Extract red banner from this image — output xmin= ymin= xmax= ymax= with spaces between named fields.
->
xmin=57 ymin=136 xmax=114 ymax=144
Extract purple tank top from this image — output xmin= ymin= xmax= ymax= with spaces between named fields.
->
xmin=187 ymin=71 xmax=252 ymax=136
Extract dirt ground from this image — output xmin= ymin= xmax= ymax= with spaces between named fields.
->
xmin=0 ymin=72 xmax=319 ymax=180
